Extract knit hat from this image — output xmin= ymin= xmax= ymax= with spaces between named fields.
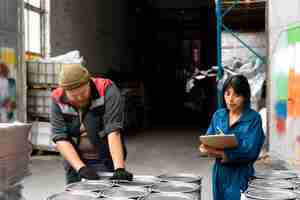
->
xmin=58 ymin=63 xmax=90 ymax=90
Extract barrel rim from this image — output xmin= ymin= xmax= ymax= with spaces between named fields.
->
xmin=47 ymin=191 xmax=100 ymax=200
xmin=249 ymin=179 xmax=294 ymax=189
xmin=113 ymin=175 xmax=160 ymax=187
xmin=254 ymin=170 xmax=298 ymax=180
xmin=147 ymin=192 xmax=195 ymax=200
xmin=101 ymin=186 xmax=148 ymax=199
xmin=65 ymin=180 xmax=112 ymax=192
xmin=152 ymin=181 xmax=200 ymax=193
xmin=157 ymin=173 xmax=202 ymax=183
xmin=245 ymin=187 xmax=297 ymax=200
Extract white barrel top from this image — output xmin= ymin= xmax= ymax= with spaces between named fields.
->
xmin=254 ymin=170 xmax=298 ymax=180
xmin=147 ymin=192 xmax=195 ymax=200
xmin=65 ymin=180 xmax=112 ymax=193
xmin=47 ymin=191 xmax=99 ymax=200
xmin=249 ymin=179 xmax=294 ymax=190
xmin=158 ymin=173 xmax=202 ymax=184
xmin=101 ymin=186 xmax=147 ymax=199
xmin=245 ymin=188 xmax=297 ymax=200
xmin=152 ymin=181 xmax=200 ymax=193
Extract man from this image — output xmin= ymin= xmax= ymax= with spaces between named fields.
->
xmin=50 ymin=63 xmax=133 ymax=184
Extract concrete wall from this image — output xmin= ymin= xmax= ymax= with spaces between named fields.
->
xmin=222 ymin=32 xmax=266 ymax=64
xmin=50 ymin=0 xmax=132 ymax=75
xmin=268 ymin=0 xmax=300 ymax=168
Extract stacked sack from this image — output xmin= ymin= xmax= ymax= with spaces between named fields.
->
xmin=0 ymin=122 xmax=32 ymax=200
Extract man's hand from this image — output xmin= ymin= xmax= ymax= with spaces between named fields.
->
xmin=110 ymin=168 xmax=133 ymax=181
xmin=78 ymin=166 xmax=100 ymax=180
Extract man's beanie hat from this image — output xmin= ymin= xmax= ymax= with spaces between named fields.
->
xmin=58 ymin=63 xmax=90 ymax=90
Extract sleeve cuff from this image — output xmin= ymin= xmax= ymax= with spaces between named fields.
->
xmin=52 ymin=134 xmax=69 ymax=143
xmin=98 ymin=123 xmax=123 ymax=138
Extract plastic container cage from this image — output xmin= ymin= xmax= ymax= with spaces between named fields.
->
xmin=27 ymin=89 xmax=52 ymax=119
xmin=27 ymin=62 xmax=63 ymax=85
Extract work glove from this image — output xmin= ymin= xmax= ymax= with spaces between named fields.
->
xmin=78 ymin=166 xmax=100 ymax=180
xmin=110 ymin=168 xmax=133 ymax=181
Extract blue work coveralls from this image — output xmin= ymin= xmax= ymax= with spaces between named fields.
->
xmin=206 ymin=107 xmax=265 ymax=200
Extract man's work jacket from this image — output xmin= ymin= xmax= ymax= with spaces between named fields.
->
xmin=50 ymin=78 xmax=125 ymax=167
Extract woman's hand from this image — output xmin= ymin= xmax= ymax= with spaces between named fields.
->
xmin=199 ymin=144 xmax=228 ymax=162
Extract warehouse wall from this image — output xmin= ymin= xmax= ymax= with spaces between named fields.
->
xmin=268 ymin=0 xmax=300 ymax=168
xmin=222 ymin=32 xmax=266 ymax=64
xmin=51 ymin=0 xmax=131 ymax=75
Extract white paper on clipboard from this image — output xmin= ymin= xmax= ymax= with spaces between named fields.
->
xmin=199 ymin=134 xmax=238 ymax=149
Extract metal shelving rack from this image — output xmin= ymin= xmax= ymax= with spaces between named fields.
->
xmin=214 ymin=0 xmax=266 ymax=107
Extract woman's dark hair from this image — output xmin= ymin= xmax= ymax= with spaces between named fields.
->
xmin=222 ymin=74 xmax=251 ymax=108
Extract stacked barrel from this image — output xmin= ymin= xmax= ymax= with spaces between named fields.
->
xmin=46 ymin=173 xmax=202 ymax=200
xmin=243 ymin=169 xmax=300 ymax=200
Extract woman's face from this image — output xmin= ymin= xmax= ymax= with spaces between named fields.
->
xmin=224 ymin=86 xmax=245 ymax=113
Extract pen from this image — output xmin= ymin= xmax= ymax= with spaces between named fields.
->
xmin=217 ymin=127 xmax=225 ymax=135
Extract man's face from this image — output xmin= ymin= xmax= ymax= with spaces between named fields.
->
xmin=66 ymin=83 xmax=91 ymax=108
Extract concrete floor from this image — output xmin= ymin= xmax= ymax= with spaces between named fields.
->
xmin=22 ymin=126 xmax=216 ymax=200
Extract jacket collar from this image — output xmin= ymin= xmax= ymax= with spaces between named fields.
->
xmin=220 ymin=106 xmax=254 ymax=124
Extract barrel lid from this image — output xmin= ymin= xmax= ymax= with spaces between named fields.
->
xmin=147 ymin=193 xmax=195 ymax=200
xmin=245 ymin=188 xmax=297 ymax=200
xmin=65 ymin=181 xmax=112 ymax=193
xmin=47 ymin=191 xmax=99 ymax=200
xmin=114 ymin=175 xmax=160 ymax=187
xmin=158 ymin=173 xmax=201 ymax=183
xmin=152 ymin=181 xmax=200 ymax=193
xmin=254 ymin=170 xmax=298 ymax=180
xmin=249 ymin=179 xmax=294 ymax=189
xmin=101 ymin=186 xmax=147 ymax=199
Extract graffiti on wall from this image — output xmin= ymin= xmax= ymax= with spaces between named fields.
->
xmin=0 ymin=47 xmax=17 ymax=122
xmin=273 ymin=25 xmax=300 ymax=134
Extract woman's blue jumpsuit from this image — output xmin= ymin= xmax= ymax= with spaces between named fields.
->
xmin=207 ymin=107 xmax=265 ymax=200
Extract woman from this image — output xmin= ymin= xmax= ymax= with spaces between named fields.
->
xmin=199 ymin=75 xmax=265 ymax=200
xmin=0 ymin=61 xmax=16 ymax=122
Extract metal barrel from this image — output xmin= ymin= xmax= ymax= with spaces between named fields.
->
xmin=151 ymin=181 xmax=201 ymax=200
xmin=157 ymin=173 xmax=202 ymax=200
xmin=253 ymin=169 xmax=298 ymax=180
xmin=248 ymin=179 xmax=295 ymax=190
xmin=65 ymin=180 xmax=112 ymax=194
xmin=113 ymin=175 xmax=160 ymax=192
xmin=157 ymin=173 xmax=202 ymax=185
xmin=101 ymin=185 xmax=149 ymax=199
xmin=244 ymin=187 xmax=297 ymax=200
xmin=290 ymin=178 xmax=300 ymax=190
xmin=46 ymin=191 xmax=100 ymax=200
xmin=146 ymin=192 xmax=195 ymax=200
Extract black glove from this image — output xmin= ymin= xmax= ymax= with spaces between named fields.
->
xmin=110 ymin=168 xmax=133 ymax=181
xmin=78 ymin=166 xmax=100 ymax=180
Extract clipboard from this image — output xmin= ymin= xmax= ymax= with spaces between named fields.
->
xmin=199 ymin=134 xmax=238 ymax=149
